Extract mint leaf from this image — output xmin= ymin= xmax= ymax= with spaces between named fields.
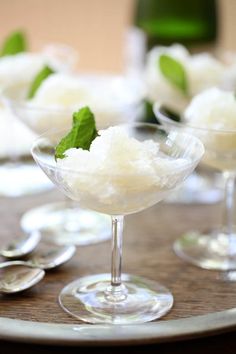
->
xmin=160 ymin=105 xmax=181 ymax=122
xmin=159 ymin=54 xmax=188 ymax=95
xmin=27 ymin=65 xmax=55 ymax=99
xmin=55 ymin=107 xmax=98 ymax=160
xmin=142 ymin=100 xmax=157 ymax=124
xmin=0 ymin=31 xmax=27 ymax=57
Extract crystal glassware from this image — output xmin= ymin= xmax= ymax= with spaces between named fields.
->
xmin=5 ymin=75 xmax=144 ymax=245
xmin=31 ymin=123 xmax=204 ymax=324
xmin=155 ymin=104 xmax=236 ymax=271
xmin=0 ymin=100 xmax=53 ymax=197
xmin=0 ymin=43 xmax=78 ymax=197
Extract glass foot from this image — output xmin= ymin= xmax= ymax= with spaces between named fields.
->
xmin=166 ymin=172 xmax=222 ymax=204
xmin=58 ymin=273 xmax=173 ymax=324
xmin=21 ymin=202 xmax=111 ymax=246
xmin=174 ymin=231 xmax=236 ymax=270
xmin=0 ymin=161 xmax=53 ymax=197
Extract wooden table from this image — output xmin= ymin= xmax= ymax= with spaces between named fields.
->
xmin=0 ymin=185 xmax=236 ymax=352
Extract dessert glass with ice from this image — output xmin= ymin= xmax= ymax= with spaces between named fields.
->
xmin=5 ymin=73 xmax=143 ymax=246
xmin=145 ymin=44 xmax=225 ymax=204
xmin=154 ymin=87 xmax=236 ymax=270
xmin=31 ymin=116 xmax=204 ymax=324
xmin=0 ymin=31 xmax=78 ymax=197
xmin=145 ymin=44 xmax=225 ymax=113
xmin=6 ymin=73 xmax=143 ymax=133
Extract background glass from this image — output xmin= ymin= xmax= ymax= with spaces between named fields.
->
xmin=5 ymin=75 xmax=143 ymax=245
xmin=155 ymin=105 xmax=236 ymax=271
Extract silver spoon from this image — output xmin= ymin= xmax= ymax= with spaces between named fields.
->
xmin=0 ymin=231 xmax=41 ymax=259
xmin=0 ymin=262 xmax=45 ymax=294
xmin=12 ymin=243 xmax=76 ymax=270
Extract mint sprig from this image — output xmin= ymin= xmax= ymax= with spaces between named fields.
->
xmin=27 ymin=65 xmax=55 ymax=99
xmin=55 ymin=107 xmax=98 ymax=160
xmin=0 ymin=31 xmax=27 ymax=57
xmin=159 ymin=54 xmax=188 ymax=96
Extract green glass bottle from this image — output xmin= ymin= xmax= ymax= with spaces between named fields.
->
xmin=135 ymin=0 xmax=218 ymax=50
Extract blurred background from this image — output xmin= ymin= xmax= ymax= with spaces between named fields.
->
xmin=0 ymin=0 xmax=235 ymax=73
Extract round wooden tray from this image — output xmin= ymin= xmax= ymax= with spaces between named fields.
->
xmin=0 ymin=189 xmax=236 ymax=346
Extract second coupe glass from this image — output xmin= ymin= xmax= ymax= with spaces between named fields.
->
xmin=155 ymin=105 xmax=236 ymax=270
xmin=5 ymin=75 xmax=143 ymax=245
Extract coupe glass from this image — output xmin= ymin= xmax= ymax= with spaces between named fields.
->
xmin=0 ymin=43 xmax=78 ymax=197
xmin=0 ymin=101 xmax=52 ymax=197
xmin=5 ymin=75 xmax=143 ymax=245
xmin=31 ymin=123 xmax=204 ymax=324
xmin=155 ymin=105 xmax=236 ymax=271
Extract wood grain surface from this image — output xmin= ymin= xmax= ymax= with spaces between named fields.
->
xmin=0 ymin=179 xmax=234 ymax=325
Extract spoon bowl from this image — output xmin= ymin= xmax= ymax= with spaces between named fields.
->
xmin=0 ymin=231 xmax=41 ymax=259
xmin=26 ymin=243 xmax=76 ymax=270
xmin=0 ymin=262 xmax=45 ymax=294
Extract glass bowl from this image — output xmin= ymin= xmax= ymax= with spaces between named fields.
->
xmin=154 ymin=104 xmax=236 ymax=270
xmin=4 ymin=74 xmax=144 ymax=245
xmin=32 ymin=122 xmax=204 ymax=324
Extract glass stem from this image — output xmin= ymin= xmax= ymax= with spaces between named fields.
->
xmin=222 ymin=172 xmax=235 ymax=237
xmin=105 ymin=215 xmax=128 ymax=302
